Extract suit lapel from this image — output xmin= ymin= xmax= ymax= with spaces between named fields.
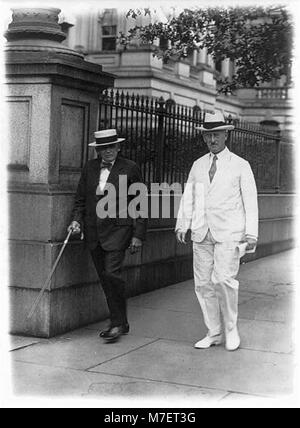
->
xmin=105 ymin=155 xmax=127 ymax=190
xmin=91 ymin=159 xmax=102 ymax=194
xmin=197 ymin=154 xmax=210 ymax=191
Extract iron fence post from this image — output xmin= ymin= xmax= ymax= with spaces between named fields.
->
xmin=156 ymin=97 xmax=165 ymax=183
xmin=226 ymin=114 xmax=233 ymax=151
xmin=275 ymin=133 xmax=281 ymax=193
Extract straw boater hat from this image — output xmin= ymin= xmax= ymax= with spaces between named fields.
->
xmin=196 ymin=111 xmax=234 ymax=132
xmin=89 ymin=129 xmax=125 ymax=147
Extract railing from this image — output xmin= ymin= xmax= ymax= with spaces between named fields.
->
xmin=227 ymin=118 xmax=294 ymax=193
xmin=98 ymin=89 xmax=294 ymax=193
xmin=257 ymin=87 xmax=289 ymax=100
xmin=99 ymin=90 xmax=205 ymax=187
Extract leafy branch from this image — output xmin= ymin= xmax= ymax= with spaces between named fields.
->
xmin=119 ymin=6 xmax=293 ymax=93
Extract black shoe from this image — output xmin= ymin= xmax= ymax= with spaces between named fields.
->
xmin=99 ymin=325 xmax=112 ymax=338
xmin=103 ymin=326 xmax=123 ymax=343
xmin=99 ymin=323 xmax=129 ymax=338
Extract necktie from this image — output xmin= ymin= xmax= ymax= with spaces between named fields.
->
xmin=101 ymin=161 xmax=113 ymax=171
xmin=209 ymin=155 xmax=218 ymax=182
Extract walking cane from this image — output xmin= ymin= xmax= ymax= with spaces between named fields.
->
xmin=27 ymin=230 xmax=73 ymax=319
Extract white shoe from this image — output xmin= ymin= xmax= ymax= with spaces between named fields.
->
xmin=194 ymin=334 xmax=223 ymax=349
xmin=225 ymin=327 xmax=240 ymax=351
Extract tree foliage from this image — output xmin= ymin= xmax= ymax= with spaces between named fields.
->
xmin=119 ymin=6 xmax=293 ymax=93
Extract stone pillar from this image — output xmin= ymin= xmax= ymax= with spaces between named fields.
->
xmin=5 ymin=8 xmax=115 ymax=337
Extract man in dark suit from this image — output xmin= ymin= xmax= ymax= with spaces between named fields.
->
xmin=68 ymin=129 xmax=147 ymax=343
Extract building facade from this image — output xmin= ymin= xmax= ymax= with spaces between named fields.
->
xmin=61 ymin=7 xmax=292 ymax=137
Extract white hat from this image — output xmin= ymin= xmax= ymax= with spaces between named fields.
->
xmin=89 ymin=129 xmax=125 ymax=147
xmin=196 ymin=111 xmax=234 ymax=132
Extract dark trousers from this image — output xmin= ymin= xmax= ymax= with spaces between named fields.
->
xmin=91 ymin=243 xmax=127 ymax=328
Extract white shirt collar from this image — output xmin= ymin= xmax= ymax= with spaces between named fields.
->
xmin=99 ymin=159 xmax=116 ymax=191
xmin=100 ymin=159 xmax=116 ymax=167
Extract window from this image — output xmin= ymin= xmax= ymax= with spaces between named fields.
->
xmin=229 ymin=60 xmax=235 ymax=79
xmin=159 ymin=36 xmax=169 ymax=51
xmin=215 ymin=58 xmax=222 ymax=73
xmin=192 ymin=105 xmax=202 ymax=115
xmin=102 ymin=25 xmax=117 ymax=51
xmin=165 ymin=98 xmax=176 ymax=111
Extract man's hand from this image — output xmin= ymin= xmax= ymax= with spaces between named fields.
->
xmin=245 ymin=237 xmax=257 ymax=251
xmin=67 ymin=221 xmax=81 ymax=235
xmin=129 ymin=237 xmax=142 ymax=254
xmin=176 ymin=231 xmax=187 ymax=244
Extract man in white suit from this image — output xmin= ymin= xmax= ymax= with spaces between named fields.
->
xmin=176 ymin=111 xmax=258 ymax=351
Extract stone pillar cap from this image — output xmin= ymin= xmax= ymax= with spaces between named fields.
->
xmin=4 ymin=7 xmax=83 ymax=59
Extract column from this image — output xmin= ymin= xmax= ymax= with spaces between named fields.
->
xmin=5 ymin=7 xmax=115 ymax=337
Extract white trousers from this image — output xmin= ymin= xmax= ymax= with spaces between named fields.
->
xmin=193 ymin=230 xmax=241 ymax=337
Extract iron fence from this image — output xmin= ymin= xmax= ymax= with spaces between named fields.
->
xmin=98 ymin=89 xmax=294 ymax=193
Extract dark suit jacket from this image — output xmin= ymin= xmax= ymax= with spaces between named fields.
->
xmin=71 ymin=155 xmax=147 ymax=251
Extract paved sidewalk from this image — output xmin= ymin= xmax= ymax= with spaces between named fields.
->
xmin=7 ymin=250 xmax=298 ymax=406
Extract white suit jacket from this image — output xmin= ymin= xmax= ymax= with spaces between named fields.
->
xmin=176 ymin=147 xmax=258 ymax=242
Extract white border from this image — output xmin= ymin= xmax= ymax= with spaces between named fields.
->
xmin=1 ymin=0 xmax=299 ymax=409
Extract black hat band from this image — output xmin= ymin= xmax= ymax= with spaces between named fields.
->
xmin=203 ymin=121 xmax=227 ymax=129
xmin=95 ymin=135 xmax=119 ymax=144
